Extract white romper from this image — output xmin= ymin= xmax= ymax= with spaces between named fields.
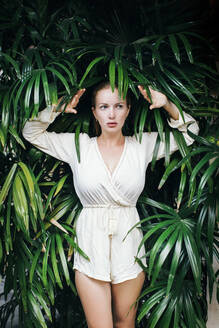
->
xmin=23 ymin=108 xmax=199 ymax=284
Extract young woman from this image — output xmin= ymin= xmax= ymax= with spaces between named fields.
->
xmin=23 ymin=83 xmax=199 ymax=328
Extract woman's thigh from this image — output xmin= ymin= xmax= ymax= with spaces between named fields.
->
xmin=111 ymin=271 xmax=145 ymax=328
xmin=75 ymin=270 xmax=113 ymax=328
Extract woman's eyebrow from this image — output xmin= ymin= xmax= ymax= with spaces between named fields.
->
xmin=97 ymin=101 xmax=125 ymax=105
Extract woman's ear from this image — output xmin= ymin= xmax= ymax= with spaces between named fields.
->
xmin=126 ymin=105 xmax=131 ymax=118
xmin=92 ymin=106 xmax=97 ymax=119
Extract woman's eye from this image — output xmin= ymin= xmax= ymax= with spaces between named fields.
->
xmin=116 ymin=104 xmax=123 ymax=109
xmin=100 ymin=105 xmax=107 ymax=110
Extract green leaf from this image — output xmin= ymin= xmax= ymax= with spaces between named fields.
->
xmin=196 ymin=158 xmax=219 ymax=207
xmin=168 ymin=34 xmax=180 ymax=64
xmin=152 ymin=36 xmax=165 ymax=71
xmin=9 ymin=125 xmax=26 ymax=149
xmin=177 ymin=168 xmax=187 ymax=210
xmin=18 ymin=162 xmax=35 ymax=199
xmin=5 ymin=191 xmax=13 ymax=254
xmin=109 ymin=59 xmax=116 ymax=92
xmin=13 ymin=78 xmax=30 ymax=117
xmin=124 ymin=214 xmax=174 ymax=241
xmin=117 ymin=62 xmax=124 ymax=98
xmin=32 ymin=287 xmax=52 ymax=322
xmin=50 ymin=61 xmax=75 ymax=86
xmin=56 ymin=233 xmax=70 ymax=285
xmin=29 ymin=247 xmax=42 ymax=284
xmin=42 ymin=237 xmax=52 ymax=288
xmin=64 ymin=234 xmax=90 ymax=260
xmin=178 ymin=33 xmax=194 ymax=63
xmin=182 ymin=225 xmax=201 ymax=293
xmin=188 ymin=152 xmax=217 ymax=204
xmin=24 ymin=73 xmax=36 ymax=113
xmin=75 ymin=121 xmax=82 ymax=163
xmin=138 ymin=105 xmax=148 ymax=143
xmin=0 ymin=126 xmax=5 ymax=147
xmin=164 ymin=129 xmax=170 ymax=167
xmin=17 ymin=260 xmax=28 ymax=312
xmin=154 ymin=108 xmax=164 ymax=141
xmin=28 ymin=291 xmax=47 ymax=328
xmin=32 ymin=70 xmax=41 ymax=117
xmin=0 ymin=163 xmax=17 ymax=203
xmin=172 ymin=129 xmax=192 ymax=172
xmin=51 ymin=235 xmax=63 ymax=289
xmin=13 ymin=173 xmax=29 ymax=233
xmin=139 ymin=196 xmax=179 ymax=216
xmin=0 ymin=238 xmax=3 ymax=263
xmin=137 ymin=219 xmax=176 ymax=256
xmin=0 ymin=52 xmax=21 ymax=78
xmin=151 ymin=134 xmax=161 ymax=171
xmin=164 ymin=68 xmax=197 ymax=104
xmin=46 ymin=66 xmax=71 ymax=94
xmin=134 ymin=44 xmax=143 ymax=70
xmin=147 ymin=293 xmax=172 ymax=328
xmin=149 ymin=224 xmax=178 ymax=281
xmin=166 ymin=231 xmax=183 ymax=294
xmin=41 ymin=69 xmax=51 ymax=106
xmin=154 ymin=69 xmax=181 ymax=105
xmin=54 ymin=174 xmax=69 ymax=196
xmin=137 ymin=286 xmax=166 ymax=322
xmin=79 ymin=56 xmax=105 ymax=87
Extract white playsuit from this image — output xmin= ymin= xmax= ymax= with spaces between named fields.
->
xmin=23 ymin=108 xmax=199 ymax=284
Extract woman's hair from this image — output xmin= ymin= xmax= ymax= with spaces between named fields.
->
xmin=91 ymin=81 xmax=131 ymax=107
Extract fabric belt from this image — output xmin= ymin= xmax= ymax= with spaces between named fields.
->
xmin=83 ymin=204 xmax=136 ymax=236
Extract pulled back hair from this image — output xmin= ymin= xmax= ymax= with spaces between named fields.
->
xmin=91 ymin=81 xmax=131 ymax=136
xmin=91 ymin=81 xmax=131 ymax=107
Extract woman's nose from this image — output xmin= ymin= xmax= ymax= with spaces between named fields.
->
xmin=108 ymin=106 xmax=116 ymax=118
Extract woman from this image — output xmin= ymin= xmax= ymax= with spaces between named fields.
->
xmin=23 ymin=82 xmax=199 ymax=328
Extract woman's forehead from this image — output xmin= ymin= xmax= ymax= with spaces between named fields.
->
xmin=95 ymin=87 xmax=126 ymax=103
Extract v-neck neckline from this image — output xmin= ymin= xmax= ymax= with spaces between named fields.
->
xmin=95 ymin=136 xmax=127 ymax=179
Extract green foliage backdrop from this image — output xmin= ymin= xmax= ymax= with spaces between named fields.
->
xmin=0 ymin=0 xmax=218 ymax=327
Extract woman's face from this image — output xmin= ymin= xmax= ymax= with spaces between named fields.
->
xmin=92 ymin=87 xmax=130 ymax=135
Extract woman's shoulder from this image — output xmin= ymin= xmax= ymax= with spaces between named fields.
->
xmin=126 ymin=132 xmax=158 ymax=145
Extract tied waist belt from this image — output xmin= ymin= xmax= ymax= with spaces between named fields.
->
xmin=83 ymin=204 xmax=136 ymax=236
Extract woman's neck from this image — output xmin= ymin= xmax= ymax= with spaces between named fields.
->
xmin=97 ymin=132 xmax=125 ymax=146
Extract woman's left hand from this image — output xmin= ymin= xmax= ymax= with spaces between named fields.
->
xmin=138 ymin=85 xmax=169 ymax=110
xmin=138 ymin=85 xmax=179 ymax=120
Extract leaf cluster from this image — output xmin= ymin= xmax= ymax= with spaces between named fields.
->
xmin=0 ymin=0 xmax=218 ymax=327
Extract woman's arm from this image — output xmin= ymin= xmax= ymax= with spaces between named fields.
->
xmin=137 ymin=85 xmax=199 ymax=162
xmin=22 ymin=89 xmax=86 ymax=163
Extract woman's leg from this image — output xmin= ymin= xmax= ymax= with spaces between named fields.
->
xmin=111 ymin=271 xmax=145 ymax=328
xmin=75 ymin=270 xmax=113 ymax=328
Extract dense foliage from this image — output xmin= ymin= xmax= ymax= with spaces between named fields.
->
xmin=0 ymin=0 xmax=218 ymax=327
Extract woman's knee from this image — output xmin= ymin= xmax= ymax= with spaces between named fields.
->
xmin=75 ymin=270 xmax=113 ymax=328
xmin=114 ymin=315 xmax=136 ymax=328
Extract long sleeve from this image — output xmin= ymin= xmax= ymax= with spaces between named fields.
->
xmin=22 ymin=107 xmax=77 ymax=163
xmin=142 ymin=111 xmax=199 ymax=164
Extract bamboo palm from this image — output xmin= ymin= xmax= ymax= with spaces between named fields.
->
xmin=0 ymin=0 xmax=218 ymax=327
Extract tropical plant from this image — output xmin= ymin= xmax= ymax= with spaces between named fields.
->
xmin=0 ymin=0 xmax=218 ymax=327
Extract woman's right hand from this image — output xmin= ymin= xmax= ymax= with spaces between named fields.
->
xmin=56 ymin=88 xmax=86 ymax=114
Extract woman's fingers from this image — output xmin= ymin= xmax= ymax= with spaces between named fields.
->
xmin=138 ymin=85 xmax=151 ymax=102
xmin=138 ymin=85 xmax=167 ymax=109
xmin=55 ymin=89 xmax=86 ymax=113
xmin=70 ymin=88 xmax=86 ymax=109
xmin=64 ymin=88 xmax=86 ymax=114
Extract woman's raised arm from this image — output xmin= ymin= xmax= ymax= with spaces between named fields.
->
xmin=137 ymin=85 xmax=199 ymax=163
xmin=22 ymin=89 xmax=86 ymax=163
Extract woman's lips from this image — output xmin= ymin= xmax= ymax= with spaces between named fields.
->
xmin=107 ymin=122 xmax=117 ymax=127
